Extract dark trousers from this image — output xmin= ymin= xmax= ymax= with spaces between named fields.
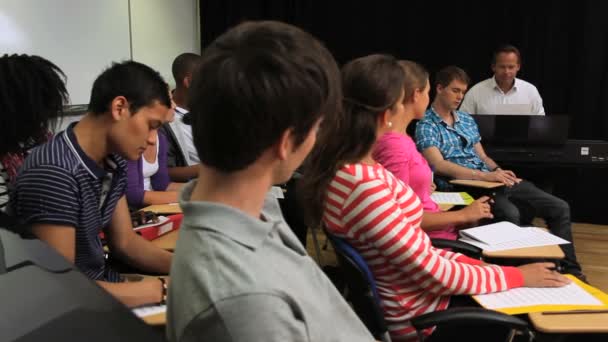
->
xmin=492 ymin=180 xmax=581 ymax=273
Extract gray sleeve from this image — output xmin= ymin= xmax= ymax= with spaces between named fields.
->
xmin=180 ymin=294 xmax=309 ymax=342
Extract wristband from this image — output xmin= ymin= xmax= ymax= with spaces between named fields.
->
xmin=158 ymin=277 xmax=167 ymax=305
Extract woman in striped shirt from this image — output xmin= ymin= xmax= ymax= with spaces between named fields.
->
xmin=300 ymin=54 xmax=570 ymax=341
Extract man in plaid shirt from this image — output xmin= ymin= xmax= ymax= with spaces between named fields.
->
xmin=415 ymin=65 xmax=584 ymax=280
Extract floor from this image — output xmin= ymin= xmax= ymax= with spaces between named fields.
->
xmin=307 ymin=222 xmax=608 ymax=293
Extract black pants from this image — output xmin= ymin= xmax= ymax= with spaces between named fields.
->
xmin=492 ymin=180 xmax=581 ymax=273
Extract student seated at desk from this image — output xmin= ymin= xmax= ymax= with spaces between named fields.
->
xmin=0 ymin=54 xmax=68 ymax=214
xmin=161 ymin=53 xmax=203 ymax=182
xmin=300 ymin=54 xmax=570 ymax=341
xmin=372 ymin=60 xmax=493 ymax=241
xmin=126 ymin=129 xmax=183 ymax=208
xmin=12 ymin=61 xmax=173 ymax=308
xmin=414 ymin=66 xmax=584 ymax=279
xmin=167 ymin=21 xmax=374 ymax=342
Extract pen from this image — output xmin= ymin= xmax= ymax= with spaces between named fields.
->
xmin=541 ymin=309 xmax=608 ymax=315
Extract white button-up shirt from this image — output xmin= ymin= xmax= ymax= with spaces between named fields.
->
xmin=460 ymin=77 xmax=545 ymax=115
xmin=171 ymin=106 xmax=199 ymax=165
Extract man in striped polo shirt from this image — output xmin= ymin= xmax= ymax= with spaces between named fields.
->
xmin=13 ymin=61 xmax=174 ymax=307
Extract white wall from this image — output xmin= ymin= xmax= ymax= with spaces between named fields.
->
xmin=0 ymin=0 xmax=200 ymax=104
xmin=0 ymin=0 xmax=131 ymax=104
xmin=131 ymin=0 xmax=201 ymax=89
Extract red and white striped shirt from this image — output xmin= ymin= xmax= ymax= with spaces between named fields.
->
xmin=323 ymin=163 xmax=523 ymax=341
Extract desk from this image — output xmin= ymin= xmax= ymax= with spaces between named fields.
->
xmin=151 ymin=230 xmax=178 ymax=251
xmin=438 ymin=203 xmax=455 ymax=211
xmin=482 ymin=244 xmax=565 ymax=259
xmin=529 ymin=311 xmax=608 ymax=333
xmin=141 ymin=312 xmax=166 ymax=326
xmin=141 ymin=203 xmax=182 ymax=214
xmin=449 ymin=179 xmax=504 ymax=189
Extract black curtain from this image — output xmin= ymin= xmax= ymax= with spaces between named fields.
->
xmin=200 ymin=0 xmax=608 ymax=140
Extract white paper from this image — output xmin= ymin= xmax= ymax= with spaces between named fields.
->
xmin=459 ymin=227 xmax=570 ymax=251
xmin=431 ymin=192 xmax=466 ymax=205
xmin=270 ymin=186 xmax=285 ymax=199
xmin=132 ymin=304 xmax=166 ymax=318
xmin=474 ymin=282 xmax=602 ymax=309
xmin=459 ymin=221 xmax=524 ymax=245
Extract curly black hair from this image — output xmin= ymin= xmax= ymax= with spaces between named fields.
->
xmin=0 ymin=54 xmax=69 ymax=156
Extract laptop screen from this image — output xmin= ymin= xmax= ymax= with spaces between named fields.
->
xmin=474 ymin=115 xmax=569 ymax=146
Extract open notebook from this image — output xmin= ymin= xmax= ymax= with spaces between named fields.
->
xmin=473 ymin=275 xmax=608 ymax=315
xmin=459 ymin=221 xmax=570 ymax=251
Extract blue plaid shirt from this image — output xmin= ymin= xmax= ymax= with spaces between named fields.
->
xmin=415 ymin=108 xmax=490 ymax=172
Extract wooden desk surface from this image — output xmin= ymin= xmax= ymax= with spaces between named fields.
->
xmin=529 ymin=311 xmax=608 ymax=333
xmin=449 ymin=179 xmax=504 ymax=189
xmin=483 ymin=244 xmax=565 ymax=259
xmin=141 ymin=312 xmax=166 ymax=326
xmin=141 ymin=203 xmax=182 ymax=214
xmin=151 ymin=230 xmax=179 ymax=251
xmin=438 ymin=203 xmax=455 ymax=211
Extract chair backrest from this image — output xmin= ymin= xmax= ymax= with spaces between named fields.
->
xmin=0 ymin=228 xmax=164 ymax=342
xmin=327 ymin=234 xmax=390 ymax=341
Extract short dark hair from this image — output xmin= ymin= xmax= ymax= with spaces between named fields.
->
xmin=434 ymin=66 xmax=471 ymax=88
xmin=189 ymin=21 xmax=341 ymax=172
xmin=88 ymin=60 xmax=171 ymax=115
xmin=0 ymin=54 xmax=69 ymax=156
xmin=492 ymin=44 xmax=522 ymax=65
xmin=172 ymin=53 xmax=203 ymax=86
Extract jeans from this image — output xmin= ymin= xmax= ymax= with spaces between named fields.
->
xmin=492 ymin=180 xmax=581 ymax=273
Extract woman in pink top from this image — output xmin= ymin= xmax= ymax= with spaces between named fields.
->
xmin=373 ymin=61 xmax=492 ymax=240
xmin=300 ymin=54 xmax=570 ymax=341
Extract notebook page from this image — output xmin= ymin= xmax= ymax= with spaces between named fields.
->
xmin=459 ymin=221 xmax=525 ymax=244
xmin=474 ymin=282 xmax=602 ymax=309
xmin=459 ymin=227 xmax=570 ymax=251
xmin=133 ymin=304 xmax=166 ymax=318
xmin=430 ymin=192 xmax=466 ymax=205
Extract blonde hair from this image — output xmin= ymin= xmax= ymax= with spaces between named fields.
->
xmin=398 ymin=60 xmax=429 ymax=101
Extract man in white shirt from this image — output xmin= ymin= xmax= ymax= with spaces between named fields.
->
xmin=460 ymin=45 xmax=545 ymax=115
xmin=164 ymin=53 xmax=203 ymax=181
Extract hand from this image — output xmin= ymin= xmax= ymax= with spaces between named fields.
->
xmin=518 ymin=263 xmax=571 ymax=287
xmin=482 ymin=169 xmax=522 ymax=187
xmin=430 ymin=182 xmax=437 ymax=193
xmin=460 ymin=196 xmax=493 ymax=222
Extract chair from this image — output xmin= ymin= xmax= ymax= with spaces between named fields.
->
xmin=430 ymin=238 xmax=482 ymax=259
xmin=0 ymin=228 xmax=164 ymax=342
xmin=327 ymin=234 xmax=532 ymax=342
xmin=327 ymin=234 xmax=391 ymax=342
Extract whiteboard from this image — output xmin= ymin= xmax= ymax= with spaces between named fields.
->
xmin=0 ymin=0 xmax=132 ymax=104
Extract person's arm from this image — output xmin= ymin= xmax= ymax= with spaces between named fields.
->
xmin=142 ymin=191 xmax=179 ymax=205
xmin=531 ymin=85 xmax=546 ymax=115
xmin=168 ymin=165 xmax=199 ymax=182
xmin=125 ymin=159 xmax=145 ymax=207
xmin=167 ymin=182 xmax=183 ymax=191
xmin=421 ymin=196 xmax=493 ymax=230
xmin=341 ymin=179 xmax=524 ymax=295
xmin=104 ymin=196 xmax=172 ymax=274
xmin=473 ymin=142 xmax=499 ymax=171
xmin=422 ymin=145 xmax=520 ymax=186
xmin=180 ymin=294 xmax=312 ymax=342
xmin=30 ymin=223 xmax=165 ymax=307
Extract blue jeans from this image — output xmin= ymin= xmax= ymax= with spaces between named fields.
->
xmin=492 ymin=180 xmax=581 ymax=273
